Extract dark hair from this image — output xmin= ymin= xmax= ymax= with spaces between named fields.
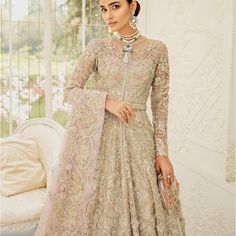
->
xmin=127 ymin=0 xmax=141 ymax=17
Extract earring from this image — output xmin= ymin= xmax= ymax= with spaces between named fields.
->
xmin=129 ymin=11 xmax=138 ymax=29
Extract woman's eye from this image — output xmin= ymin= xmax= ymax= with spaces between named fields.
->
xmin=101 ymin=5 xmax=119 ymax=13
xmin=112 ymin=5 xmax=120 ymax=9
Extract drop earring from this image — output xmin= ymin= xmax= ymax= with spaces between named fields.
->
xmin=129 ymin=11 xmax=138 ymax=29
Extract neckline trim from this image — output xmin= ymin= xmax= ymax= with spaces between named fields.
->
xmin=111 ymin=34 xmax=147 ymax=46
xmin=109 ymin=36 xmax=158 ymax=56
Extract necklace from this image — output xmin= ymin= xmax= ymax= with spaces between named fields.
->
xmin=112 ymin=30 xmax=141 ymax=63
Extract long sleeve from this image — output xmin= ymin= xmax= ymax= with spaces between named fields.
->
xmin=150 ymin=41 xmax=170 ymax=158
xmin=64 ymin=39 xmax=108 ymax=104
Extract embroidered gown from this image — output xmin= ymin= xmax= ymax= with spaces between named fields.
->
xmin=35 ymin=35 xmax=186 ymax=236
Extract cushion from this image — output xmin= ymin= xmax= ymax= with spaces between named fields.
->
xmin=0 ymin=188 xmax=47 ymax=231
xmin=0 ymin=135 xmax=46 ymax=197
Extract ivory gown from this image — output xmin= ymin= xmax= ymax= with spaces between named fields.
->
xmin=35 ymin=35 xmax=186 ymax=236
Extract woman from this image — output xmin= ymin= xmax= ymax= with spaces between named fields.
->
xmin=35 ymin=0 xmax=186 ymax=235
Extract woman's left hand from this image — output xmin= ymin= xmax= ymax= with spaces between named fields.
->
xmin=155 ymin=156 xmax=175 ymax=189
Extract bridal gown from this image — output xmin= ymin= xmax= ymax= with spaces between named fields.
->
xmin=35 ymin=35 xmax=186 ymax=236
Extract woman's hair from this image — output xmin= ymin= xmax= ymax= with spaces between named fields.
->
xmin=127 ymin=0 xmax=141 ymax=17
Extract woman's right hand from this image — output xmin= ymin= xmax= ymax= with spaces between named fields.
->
xmin=105 ymin=97 xmax=136 ymax=123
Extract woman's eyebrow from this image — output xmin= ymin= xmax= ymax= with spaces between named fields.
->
xmin=100 ymin=1 xmax=120 ymax=8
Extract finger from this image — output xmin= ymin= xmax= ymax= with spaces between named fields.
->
xmin=167 ymin=177 xmax=171 ymax=186
xmin=162 ymin=177 xmax=168 ymax=189
xmin=117 ymin=112 xmax=127 ymax=124
xmin=122 ymin=109 xmax=131 ymax=123
xmin=162 ymin=173 xmax=171 ymax=188
xmin=163 ymin=178 xmax=171 ymax=188
xmin=120 ymin=110 xmax=129 ymax=122
xmin=118 ymin=109 xmax=127 ymax=122
xmin=125 ymin=108 xmax=132 ymax=122
xmin=124 ymin=105 xmax=133 ymax=122
xmin=125 ymin=106 xmax=134 ymax=120
xmin=125 ymin=105 xmax=135 ymax=119
xmin=168 ymin=173 xmax=175 ymax=185
xmin=122 ymin=108 xmax=131 ymax=122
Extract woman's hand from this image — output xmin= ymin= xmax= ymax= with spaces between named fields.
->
xmin=155 ymin=156 xmax=174 ymax=189
xmin=105 ymin=97 xmax=135 ymax=123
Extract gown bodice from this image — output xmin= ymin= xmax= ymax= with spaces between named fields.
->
xmin=65 ymin=35 xmax=170 ymax=158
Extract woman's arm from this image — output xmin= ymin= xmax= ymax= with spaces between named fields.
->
xmin=64 ymin=39 xmax=108 ymax=104
xmin=150 ymin=41 xmax=170 ymax=159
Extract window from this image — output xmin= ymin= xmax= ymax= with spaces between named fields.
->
xmin=0 ymin=0 xmax=109 ymax=137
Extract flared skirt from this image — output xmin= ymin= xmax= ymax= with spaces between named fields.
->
xmin=85 ymin=110 xmax=186 ymax=236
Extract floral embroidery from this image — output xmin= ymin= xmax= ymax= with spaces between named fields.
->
xmin=35 ymin=38 xmax=186 ymax=236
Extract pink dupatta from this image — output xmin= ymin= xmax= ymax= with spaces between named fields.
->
xmin=35 ymin=39 xmax=108 ymax=235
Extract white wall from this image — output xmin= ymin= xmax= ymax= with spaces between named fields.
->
xmin=138 ymin=0 xmax=235 ymax=235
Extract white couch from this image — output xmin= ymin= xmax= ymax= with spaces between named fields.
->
xmin=0 ymin=118 xmax=64 ymax=235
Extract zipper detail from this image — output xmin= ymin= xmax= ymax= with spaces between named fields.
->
xmin=122 ymin=62 xmax=129 ymax=101
xmin=120 ymin=61 xmax=133 ymax=233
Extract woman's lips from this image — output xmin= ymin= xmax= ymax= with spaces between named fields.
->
xmin=108 ymin=22 xmax=117 ymax=27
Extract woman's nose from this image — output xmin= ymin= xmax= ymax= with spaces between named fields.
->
xmin=105 ymin=10 xmax=113 ymax=20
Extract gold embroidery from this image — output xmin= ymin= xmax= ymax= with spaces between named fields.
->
xmin=35 ymin=38 xmax=186 ymax=236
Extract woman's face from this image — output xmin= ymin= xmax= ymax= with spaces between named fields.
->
xmin=99 ymin=0 xmax=136 ymax=33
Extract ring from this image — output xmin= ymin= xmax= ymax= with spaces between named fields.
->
xmin=167 ymin=174 xmax=172 ymax=179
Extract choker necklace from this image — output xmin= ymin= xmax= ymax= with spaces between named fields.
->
xmin=113 ymin=30 xmax=141 ymax=63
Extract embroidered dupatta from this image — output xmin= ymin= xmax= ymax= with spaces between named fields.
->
xmin=35 ymin=39 xmax=108 ymax=235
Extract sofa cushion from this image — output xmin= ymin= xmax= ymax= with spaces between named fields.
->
xmin=0 ymin=188 xmax=46 ymax=231
xmin=0 ymin=135 xmax=46 ymax=197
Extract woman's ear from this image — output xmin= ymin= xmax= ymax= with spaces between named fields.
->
xmin=130 ymin=0 xmax=137 ymax=14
